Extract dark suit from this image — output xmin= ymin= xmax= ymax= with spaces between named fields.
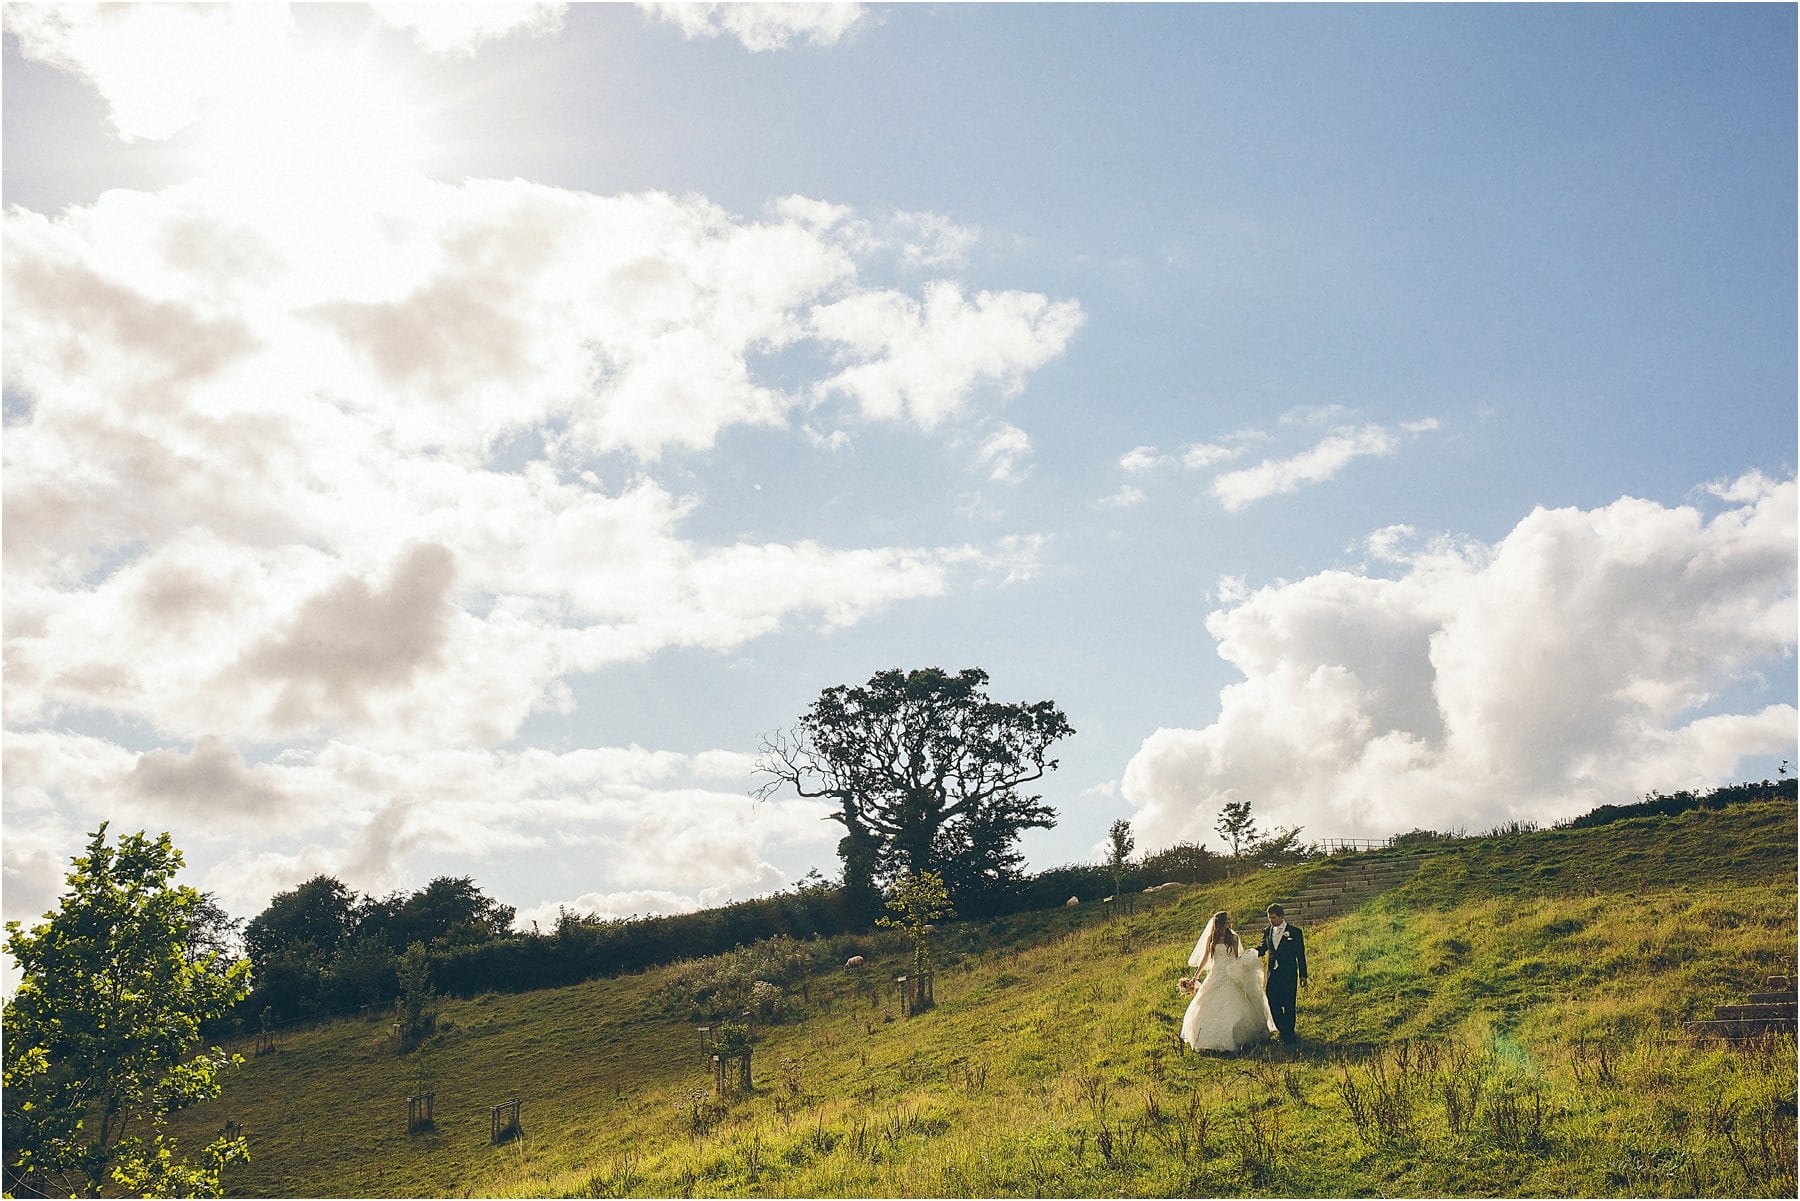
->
xmin=1256 ymin=921 xmax=1308 ymax=1039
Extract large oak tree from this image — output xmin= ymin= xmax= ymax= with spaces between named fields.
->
xmin=756 ymin=667 xmax=1073 ymax=919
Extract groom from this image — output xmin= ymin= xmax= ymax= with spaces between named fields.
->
xmin=1256 ymin=903 xmax=1308 ymax=1042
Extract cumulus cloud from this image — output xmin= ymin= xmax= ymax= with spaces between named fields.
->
xmin=3 ymin=172 xmax=1074 ymax=749
xmin=127 ymin=736 xmax=298 ymax=820
xmin=1122 ymin=475 xmax=1798 ymax=848
xmin=2 ymin=4 xmax=295 ymax=141
xmin=241 ymin=544 xmax=458 ymax=730
xmin=4 ymin=735 xmax=837 ymax=924
xmin=3 ymin=3 xmax=565 ymax=147
xmin=1362 ymin=524 xmax=1418 ymax=564
xmin=639 ymin=2 xmax=869 ymax=51
xmin=369 ymin=2 xmax=566 ymax=55
xmin=813 ymin=282 xmax=1084 ymax=429
xmin=2 ymin=17 xmax=1077 ymax=934
xmin=1211 ymin=419 xmax=1439 ymax=511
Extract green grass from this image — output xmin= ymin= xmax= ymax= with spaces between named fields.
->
xmin=173 ymin=800 xmax=1798 ymax=1197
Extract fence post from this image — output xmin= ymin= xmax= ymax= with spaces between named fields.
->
xmin=489 ymin=1099 xmax=521 ymax=1144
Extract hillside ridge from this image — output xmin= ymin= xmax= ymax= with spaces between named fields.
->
xmin=175 ymin=799 xmax=1797 ymax=1198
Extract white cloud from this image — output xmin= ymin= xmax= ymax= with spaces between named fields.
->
xmin=1180 ymin=438 xmax=1255 ymax=470
xmin=976 ymin=424 xmax=1033 ymax=483
xmin=1119 ymin=445 xmax=1171 ymax=474
xmin=2 ymin=4 xmax=295 ymax=142
xmin=1097 ymin=485 xmax=1146 ymax=510
xmin=2 ymin=12 xmax=1081 ymax=936
xmin=1109 ymin=432 xmax=1262 ymax=504
xmin=515 ymin=890 xmax=703 ymax=931
xmin=1122 ymin=476 xmax=1798 ymax=848
xmin=369 ymin=2 xmax=567 ymax=55
xmin=802 ymin=424 xmax=852 ymax=451
xmin=3 ymin=174 xmax=1072 ymax=750
xmin=127 ymin=736 xmax=300 ymax=821
xmin=640 ymin=2 xmax=870 ymax=51
xmin=1703 ymin=467 xmax=1783 ymax=505
xmin=240 ymin=544 xmax=459 ymax=730
xmin=812 ymin=282 xmax=1084 ymax=429
xmin=1363 ymin=524 xmax=1418 ymax=563
xmin=1 ymin=2 xmax=565 ymax=147
xmin=982 ymin=533 xmax=1052 ymax=586
xmin=1210 ymin=420 xmax=1439 ymax=512
xmin=4 ymin=735 xmax=837 ymax=925
xmin=893 ymin=211 xmax=980 ymax=271
xmin=1279 ymin=404 xmax=1356 ymax=429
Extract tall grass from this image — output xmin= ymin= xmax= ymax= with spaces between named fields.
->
xmin=171 ymin=799 xmax=1796 ymax=1197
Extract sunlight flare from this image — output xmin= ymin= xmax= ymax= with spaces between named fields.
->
xmin=179 ymin=33 xmax=436 ymax=198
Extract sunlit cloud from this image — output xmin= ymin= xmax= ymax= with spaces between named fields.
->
xmin=1123 ymin=473 xmax=1798 ymax=847
xmin=5 ymin=732 xmax=837 ymax=923
xmin=1 ymin=8 xmax=1083 ymax=927
xmin=639 ymin=2 xmax=871 ymax=52
xmin=369 ymin=2 xmax=567 ymax=56
xmin=1210 ymin=419 xmax=1440 ymax=511
xmin=3 ymin=4 xmax=295 ymax=141
xmin=812 ymin=282 xmax=1084 ymax=429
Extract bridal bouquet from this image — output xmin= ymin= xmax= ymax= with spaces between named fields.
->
xmin=1177 ymin=975 xmax=1198 ymax=996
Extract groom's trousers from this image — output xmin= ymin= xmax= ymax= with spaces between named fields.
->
xmin=1266 ymin=971 xmax=1298 ymax=1039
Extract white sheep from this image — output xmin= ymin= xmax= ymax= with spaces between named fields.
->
xmin=844 ymin=955 xmax=865 ymax=968
xmin=1065 ymin=896 xmax=1080 ymax=907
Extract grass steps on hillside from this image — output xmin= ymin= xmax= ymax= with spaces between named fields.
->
xmin=1687 ymin=973 xmax=1799 ymax=1040
xmin=1277 ymin=855 xmax=1423 ymax=926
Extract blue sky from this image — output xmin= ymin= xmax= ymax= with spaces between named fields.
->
xmin=3 ymin=3 xmax=1794 ymax=936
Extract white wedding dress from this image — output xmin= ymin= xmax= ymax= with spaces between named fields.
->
xmin=1180 ymin=939 xmax=1277 ymax=1052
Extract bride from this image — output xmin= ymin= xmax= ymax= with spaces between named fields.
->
xmin=1179 ymin=910 xmax=1277 ymax=1052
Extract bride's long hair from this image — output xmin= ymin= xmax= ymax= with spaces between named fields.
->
xmin=1187 ymin=910 xmax=1240 ymax=974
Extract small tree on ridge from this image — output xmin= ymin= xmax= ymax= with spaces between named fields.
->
xmin=1215 ymin=799 xmax=1259 ymax=861
xmin=1106 ymin=819 xmax=1136 ymax=915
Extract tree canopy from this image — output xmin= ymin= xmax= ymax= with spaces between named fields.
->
xmin=756 ymin=667 xmax=1073 ymax=918
xmin=243 ymin=874 xmax=357 ymax=966
xmin=1216 ymin=798 xmax=1259 ymax=859
xmin=2 ymin=825 xmax=251 ymax=1197
xmin=240 ymin=873 xmax=516 ymax=1022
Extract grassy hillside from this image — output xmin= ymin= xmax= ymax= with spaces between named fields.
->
xmin=174 ymin=799 xmax=1797 ymax=1197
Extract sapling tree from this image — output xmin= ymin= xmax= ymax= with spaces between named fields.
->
xmin=878 ymin=869 xmax=954 ymax=992
xmin=394 ymin=940 xmax=437 ymax=1047
xmin=1106 ymin=819 xmax=1136 ymax=915
xmin=1215 ymin=799 xmax=1260 ymax=861
xmin=2 ymin=825 xmax=251 ymax=1198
